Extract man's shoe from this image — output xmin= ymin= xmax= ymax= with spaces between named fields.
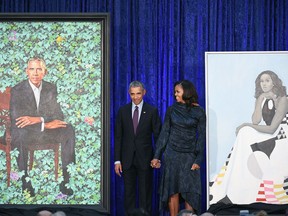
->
xmin=60 ymin=182 xmax=73 ymax=196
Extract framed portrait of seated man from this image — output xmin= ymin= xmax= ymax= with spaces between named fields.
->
xmin=0 ymin=13 xmax=110 ymax=214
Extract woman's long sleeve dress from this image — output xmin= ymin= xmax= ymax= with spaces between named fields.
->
xmin=154 ymin=102 xmax=206 ymax=213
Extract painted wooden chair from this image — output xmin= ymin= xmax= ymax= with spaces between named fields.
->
xmin=0 ymin=87 xmax=60 ymax=186
xmin=0 ymin=87 xmax=12 ymax=186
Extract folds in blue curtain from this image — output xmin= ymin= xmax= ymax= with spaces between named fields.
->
xmin=1 ymin=0 xmax=288 ymax=215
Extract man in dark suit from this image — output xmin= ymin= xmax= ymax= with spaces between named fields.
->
xmin=114 ymin=81 xmax=162 ymax=215
xmin=10 ymin=57 xmax=75 ymax=196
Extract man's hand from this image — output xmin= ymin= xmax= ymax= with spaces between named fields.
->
xmin=16 ymin=116 xmax=42 ymax=128
xmin=45 ymin=120 xmax=67 ymax=129
xmin=150 ymin=159 xmax=161 ymax=168
xmin=114 ymin=163 xmax=122 ymax=177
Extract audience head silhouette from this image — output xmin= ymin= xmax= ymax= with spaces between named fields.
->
xmin=37 ymin=210 xmax=52 ymax=216
xmin=177 ymin=209 xmax=196 ymax=216
xmin=37 ymin=210 xmax=66 ymax=216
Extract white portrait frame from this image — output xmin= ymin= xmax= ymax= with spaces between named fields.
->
xmin=205 ymin=51 xmax=288 ymax=208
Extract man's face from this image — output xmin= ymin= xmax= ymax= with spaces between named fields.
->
xmin=26 ymin=60 xmax=46 ymax=87
xmin=129 ymin=86 xmax=146 ymax=105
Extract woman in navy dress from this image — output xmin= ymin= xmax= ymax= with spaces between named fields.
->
xmin=151 ymin=80 xmax=206 ymax=216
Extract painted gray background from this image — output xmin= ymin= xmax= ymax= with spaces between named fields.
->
xmin=206 ymin=52 xmax=288 ymax=180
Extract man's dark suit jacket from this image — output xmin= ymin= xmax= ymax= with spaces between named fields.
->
xmin=114 ymin=102 xmax=161 ymax=170
xmin=9 ymin=79 xmax=74 ymax=161
xmin=9 ymin=79 xmax=75 ymax=195
xmin=10 ymin=79 xmax=64 ymax=133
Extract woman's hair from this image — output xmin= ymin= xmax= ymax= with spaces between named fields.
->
xmin=174 ymin=79 xmax=198 ymax=107
xmin=254 ymin=70 xmax=287 ymax=98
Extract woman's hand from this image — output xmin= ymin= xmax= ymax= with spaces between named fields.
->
xmin=261 ymin=92 xmax=277 ymax=100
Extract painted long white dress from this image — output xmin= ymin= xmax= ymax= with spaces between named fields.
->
xmin=210 ymin=99 xmax=288 ymax=205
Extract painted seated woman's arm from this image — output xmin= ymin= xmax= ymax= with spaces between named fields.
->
xmin=236 ymin=96 xmax=288 ymax=135
xmin=252 ymin=94 xmax=265 ymax=125
xmin=249 ymin=96 xmax=288 ymax=134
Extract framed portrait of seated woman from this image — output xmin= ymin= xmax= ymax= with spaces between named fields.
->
xmin=0 ymin=13 xmax=110 ymax=214
xmin=205 ymin=51 xmax=288 ymax=213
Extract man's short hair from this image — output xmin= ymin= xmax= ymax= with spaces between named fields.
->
xmin=129 ymin=81 xmax=145 ymax=91
xmin=177 ymin=209 xmax=196 ymax=216
xmin=37 ymin=210 xmax=52 ymax=216
xmin=200 ymin=212 xmax=214 ymax=216
xmin=27 ymin=57 xmax=47 ymax=74
xmin=51 ymin=211 xmax=66 ymax=216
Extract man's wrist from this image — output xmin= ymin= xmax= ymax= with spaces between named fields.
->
xmin=40 ymin=117 xmax=44 ymax=131
xmin=114 ymin=161 xmax=121 ymax=165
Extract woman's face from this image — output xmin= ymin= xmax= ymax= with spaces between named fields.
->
xmin=174 ymin=84 xmax=185 ymax=103
xmin=260 ymin=73 xmax=274 ymax=93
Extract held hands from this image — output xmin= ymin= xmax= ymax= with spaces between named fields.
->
xmin=150 ymin=159 xmax=161 ymax=168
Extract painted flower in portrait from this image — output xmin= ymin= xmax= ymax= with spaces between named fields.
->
xmin=56 ymin=36 xmax=64 ymax=45
xmin=86 ymin=168 xmax=94 ymax=174
xmin=55 ymin=193 xmax=68 ymax=200
xmin=10 ymin=171 xmax=20 ymax=181
xmin=8 ymin=30 xmax=18 ymax=41
xmin=85 ymin=64 xmax=93 ymax=69
xmin=84 ymin=116 xmax=94 ymax=126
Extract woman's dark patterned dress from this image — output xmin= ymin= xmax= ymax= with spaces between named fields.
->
xmin=154 ymin=102 xmax=206 ymax=214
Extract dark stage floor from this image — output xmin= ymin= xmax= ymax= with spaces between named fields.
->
xmin=0 ymin=207 xmax=109 ymax=216
xmin=208 ymin=203 xmax=288 ymax=215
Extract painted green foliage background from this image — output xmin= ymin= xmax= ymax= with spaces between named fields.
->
xmin=0 ymin=21 xmax=102 ymax=204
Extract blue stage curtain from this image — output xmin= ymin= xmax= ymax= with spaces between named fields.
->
xmin=1 ymin=0 xmax=288 ymax=215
